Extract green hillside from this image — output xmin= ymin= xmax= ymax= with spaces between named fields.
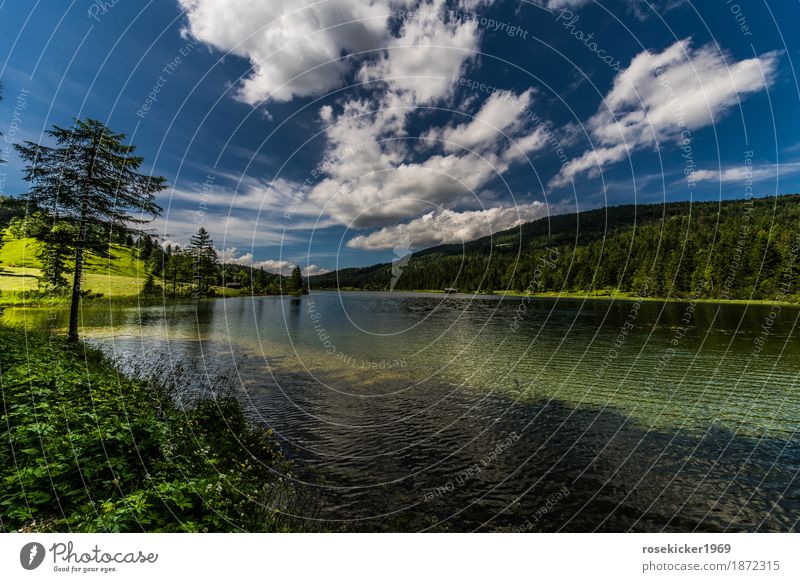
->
xmin=0 ymin=231 xmax=148 ymax=297
xmin=310 ymin=194 xmax=800 ymax=301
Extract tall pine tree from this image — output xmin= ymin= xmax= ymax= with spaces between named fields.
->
xmin=189 ymin=227 xmax=218 ymax=296
xmin=15 ymin=118 xmax=166 ymax=341
xmin=289 ymin=264 xmax=303 ymax=295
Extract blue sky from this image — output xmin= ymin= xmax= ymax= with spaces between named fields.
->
xmin=1 ymin=0 xmax=799 ymax=275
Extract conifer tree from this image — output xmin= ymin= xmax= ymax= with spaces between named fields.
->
xmin=289 ymin=264 xmax=303 ymax=295
xmin=189 ymin=227 xmax=218 ymax=296
xmin=15 ymin=118 xmax=165 ymax=341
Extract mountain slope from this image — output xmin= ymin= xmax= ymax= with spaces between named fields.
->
xmin=309 ymin=194 xmax=800 ymax=300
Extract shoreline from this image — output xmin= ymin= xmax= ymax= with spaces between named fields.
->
xmin=307 ymin=287 xmax=800 ymax=308
xmin=0 ymin=290 xmax=304 ymax=309
xmin=4 ymin=287 xmax=799 ymax=313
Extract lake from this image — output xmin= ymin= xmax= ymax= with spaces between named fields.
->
xmin=5 ymin=291 xmax=799 ymax=531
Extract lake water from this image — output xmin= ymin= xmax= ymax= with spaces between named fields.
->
xmin=5 ymin=291 xmax=799 ymax=531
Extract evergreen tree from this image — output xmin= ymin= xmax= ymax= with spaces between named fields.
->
xmin=289 ymin=264 xmax=303 ymax=295
xmin=140 ymin=234 xmax=154 ymax=262
xmin=15 ymin=118 xmax=166 ymax=341
xmin=166 ymin=247 xmax=180 ymax=296
xmin=165 ymin=245 xmax=191 ymax=296
xmin=235 ymin=268 xmax=251 ymax=288
xmin=38 ymin=223 xmax=75 ymax=292
xmin=0 ymin=196 xmax=26 ymax=232
xmin=148 ymin=243 xmax=164 ymax=277
xmin=140 ymin=272 xmax=161 ymax=296
xmin=189 ymin=227 xmax=218 ymax=296
xmin=162 ymin=244 xmax=173 ymax=286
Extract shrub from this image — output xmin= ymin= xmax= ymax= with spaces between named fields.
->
xmin=0 ymin=324 xmax=306 ymax=532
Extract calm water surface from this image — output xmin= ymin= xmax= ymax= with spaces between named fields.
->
xmin=5 ymin=291 xmax=799 ymax=531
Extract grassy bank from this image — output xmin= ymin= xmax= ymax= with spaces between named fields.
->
xmin=312 ymin=287 xmax=800 ymax=306
xmin=0 ymin=235 xmax=268 ymax=307
xmin=493 ymin=289 xmax=800 ymax=306
xmin=0 ymin=323 xmax=306 ymax=532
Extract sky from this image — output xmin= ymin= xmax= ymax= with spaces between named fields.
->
xmin=1 ymin=0 xmax=799 ymax=275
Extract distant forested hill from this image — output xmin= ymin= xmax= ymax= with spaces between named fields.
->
xmin=309 ymin=194 xmax=800 ymax=300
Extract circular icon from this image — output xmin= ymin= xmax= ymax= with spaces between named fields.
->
xmin=20 ymin=542 xmax=46 ymax=570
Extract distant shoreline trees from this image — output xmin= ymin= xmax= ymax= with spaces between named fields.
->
xmin=309 ymin=195 xmax=800 ymax=301
xmin=288 ymin=264 xmax=305 ymax=295
xmin=157 ymin=229 xmax=296 ymax=298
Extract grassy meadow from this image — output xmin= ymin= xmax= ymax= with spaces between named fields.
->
xmin=0 ymin=231 xmax=148 ymax=301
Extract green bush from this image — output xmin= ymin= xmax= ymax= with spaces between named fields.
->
xmin=0 ymin=324 xmax=305 ymax=532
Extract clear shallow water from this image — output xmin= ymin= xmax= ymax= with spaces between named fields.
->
xmin=5 ymin=291 xmax=800 ymax=531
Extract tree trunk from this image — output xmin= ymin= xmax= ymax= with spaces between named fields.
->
xmin=68 ymin=139 xmax=96 ymax=343
xmin=67 ymin=207 xmax=87 ymax=343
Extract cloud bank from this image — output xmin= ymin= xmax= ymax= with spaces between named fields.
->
xmin=346 ymin=201 xmax=547 ymax=250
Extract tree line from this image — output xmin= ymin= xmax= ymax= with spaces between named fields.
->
xmin=140 ymin=228 xmax=303 ymax=298
xmin=310 ymin=195 xmax=800 ymax=301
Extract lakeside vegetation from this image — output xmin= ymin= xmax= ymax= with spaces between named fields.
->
xmin=0 ymin=228 xmax=304 ymax=303
xmin=309 ymin=195 xmax=800 ymax=303
xmin=0 ymin=323 xmax=309 ymax=532
xmin=13 ymin=118 xmax=166 ymax=341
xmin=383 ymin=288 xmax=800 ymax=307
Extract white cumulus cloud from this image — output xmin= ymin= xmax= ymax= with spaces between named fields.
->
xmin=310 ymin=87 xmax=552 ymax=229
xmin=177 ymin=0 xmax=406 ymax=104
xmin=357 ymin=0 xmax=483 ymax=104
xmin=346 ymin=201 xmax=548 ymax=250
xmin=551 ymin=40 xmax=780 ymax=187
xmin=177 ymin=0 xmax=486 ymax=106
xmin=691 ymin=162 xmax=800 ymax=184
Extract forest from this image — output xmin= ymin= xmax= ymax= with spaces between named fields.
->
xmin=310 ymin=195 xmax=800 ymax=301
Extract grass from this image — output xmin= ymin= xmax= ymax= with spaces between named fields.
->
xmin=0 ymin=266 xmax=40 ymax=293
xmin=0 ymin=323 xmax=310 ymax=532
xmin=0 ymin=235 xmax=41 ymax=268
xmin=83 ymin=273 xmax=146 ymax=296
xmin=0 ymin=232 xmax=148 ymax=275
xmin=0 ymin=232 xmax=150 ymax=303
